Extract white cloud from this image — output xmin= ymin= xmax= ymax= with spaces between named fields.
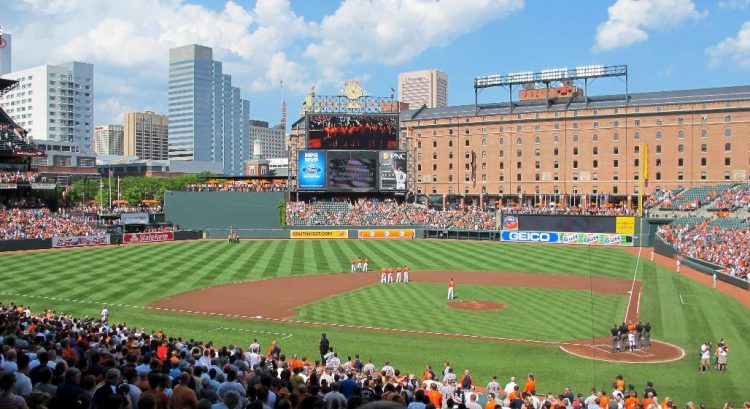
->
xmin=5 ymin=0 xmax=523 ymax=126
xmin=305 ymin=0 xmax=524 ymax=81
xmin=594 ymin=0 xmax=706 ymax=51
xmin=707 ymin=21 xmax=750 ymax=68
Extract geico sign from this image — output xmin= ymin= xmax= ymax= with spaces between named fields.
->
xmin=501 ymin=231 xmax=558 ymax=243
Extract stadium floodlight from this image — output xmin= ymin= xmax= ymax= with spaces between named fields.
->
xmin=575 ymin=65 xmax=605 ymax=78
xmin=508 ymin=71 xmax=534 ymax=84
xmin=474 ymin=74 xmax=503 ymax=88
xmin=540 ymin=68 xmax=569 ymax=82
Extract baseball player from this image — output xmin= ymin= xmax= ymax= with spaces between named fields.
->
xmin=363 ymin=257 xmax=369 ymax=272
xmin=676 ymin=257 xmax=681 ymax=273
xmin=387 ymin=267 xmax=394 ymax=283
xmin=356 ymin=257 xmax=363 ymax=272
xmin=101 ymin=305 xmax=109 ymax=323
xmin=650 ymin=248 xmax=654 ymax=262
xmin=396 ymin=267 xmax=402 ymax=283
xmin=403 ymin=266 xmax=410 ymax=283
xmin=351 ymin=258 xmax=356 ymax=273
xmin=447 ymin=278 xmax=455 ymax=300
xmin=380 ymin=267 xmax=387 ymax=284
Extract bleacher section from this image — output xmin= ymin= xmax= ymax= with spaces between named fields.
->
xmin=662 ymin=184 xmax=735 ymax=210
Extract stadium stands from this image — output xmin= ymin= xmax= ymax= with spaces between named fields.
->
xmin=0 ymin=208 xmax=103 ymax=240
xmin=185 ymin=182 xmax=288 ymax=192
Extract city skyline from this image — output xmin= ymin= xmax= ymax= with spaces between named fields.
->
xmin=1 ymin=0 xmax=750 ymax=127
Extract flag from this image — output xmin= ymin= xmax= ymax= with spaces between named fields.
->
xmin=108 ymin=169 xmax=113 ymax=178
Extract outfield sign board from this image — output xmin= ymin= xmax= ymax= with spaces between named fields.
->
xmin=615 ymin=216 xmax=636 ymax=234
xmin=290 ymin=230 xmax=349 ymax=239
xmin=52 ymin=235 xmax=110 ymax=248
xmin=0 ymin=183 xmax=17 ymax=189
xmin=297 ymin=150 xmax=327 ymax=190
xmin=123 ymin=232 xmax=174 ymax=244
xmin=501 ymin=230 xmax=633 ymax=246
xmin=357 ymin=229 xmax=415 ymax=239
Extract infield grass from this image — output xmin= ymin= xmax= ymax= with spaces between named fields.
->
xmin=0 ymin=239 xmax=748 ymax=405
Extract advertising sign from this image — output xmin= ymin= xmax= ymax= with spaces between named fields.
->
xmin=52 ymin=235 xmax=110 ymax=248
xmin=123 ymin=232 xmax=174 ymax=244
xmin=500 ymin=230 xmax=559 ymax=243
xmin=0 ymin=183 xmax=16 ymax=189
xmin=378 ymin=151 xmax=407 ymax=191
xmin=31 ymin=183 xmax=56 ymax=190
xmin=120 ymin=212 xmax=150 ymax=225
xmin=327 ymin=151 xmax=377 ymax=192
xmin=502 ymin=215 xmax=519 ymax=231
xmin=615 ymin=216 xmax=636 ymax=234
xmin=12 ymin=149 xmax=46 ymax=157
xmin=357 ymin=229 xmax=415 ymax=239
xmin=290 ymin=230 xmax=349 ymax=239
xmin=297 ymin=150 xmax=327 ymax=190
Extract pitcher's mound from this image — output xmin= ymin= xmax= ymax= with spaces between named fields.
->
xmin=448 ymin=301 xmax=507 ymax=311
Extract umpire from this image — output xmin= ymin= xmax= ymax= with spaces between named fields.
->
xmin=619 ymin=322 xmax=629 ymax=351
xmin=611 ymin=324 xmax=620 ymax=352
xmin=319 ymin=333 xmax=330 ymax=362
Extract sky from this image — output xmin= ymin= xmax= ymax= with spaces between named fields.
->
xmin=3 ymin=0 xmax=750 ymax=128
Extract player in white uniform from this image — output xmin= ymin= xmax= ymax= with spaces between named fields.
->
xmin=387 ymin=268 xmax=394 ymax=283
xmin=396 ymin=267 xmax=402 ymax=283
xmin=363 ymin=258 xmax=368 ymax=272
xmin=356 ymin=257 xmax=362 ymax=272
xmin=403 ymin=266 xmax=409 ymax=283
xmin=380 ymin=267 xmax=387 ymax=284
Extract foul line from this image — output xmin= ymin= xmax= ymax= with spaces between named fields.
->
xmin=624 ymin=246 xmax=643 ymax=322
xmin=208 ymin=327 xmax=293 ymax=340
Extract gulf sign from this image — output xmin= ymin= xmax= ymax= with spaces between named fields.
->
xmin=500 ymin=230 xmax=559 ymax=243
xmin=357 ymin=229 xmax=415 ymax=239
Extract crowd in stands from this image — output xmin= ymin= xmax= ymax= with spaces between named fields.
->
xmin=658 ymin=222 xmax=749 ymax=279
xmin=286 ymin=200 xmax=495 ymax=230
xmin=0 ymin=171 xmax=43 ymax=184
xmin=0 ymin=197 xmax=46 ymax=209
xmin=0 ymin=304 xmax=740 ymax=409
xmin=142 ymin=225 xmax=180 ymax=233
xmin=185 ymin=183 xmax=288 ymax=193
xmin=644 ymin=190 xmax=679 ymax=210
xmin=499 ymin=205 xmax=635 ymax=216
xmin=713 ymin=187 xmax=750 ymax=211
xmin=0 ymin=208 xmax=103 ymax=240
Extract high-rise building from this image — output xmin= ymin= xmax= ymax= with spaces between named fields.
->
xmin=124 ymin=111 xmax=168 ymax=160
xmin=0 ymin=32 xmax=11 ymax=75
xmin=168 ymin=44 xmax=250 ymax=175
xmin=94 ymin=125 xmax=124 ymax=156
xmin=398 ymin=69 xmax=448 ymax=109
xmin=0 ymin=61 xmax=94 ymax=145
xmin=249 ymin=120 xmax=287 ymax=159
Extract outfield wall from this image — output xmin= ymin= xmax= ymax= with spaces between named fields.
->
xmin=164 ymin=191 xmax=284 ymax=230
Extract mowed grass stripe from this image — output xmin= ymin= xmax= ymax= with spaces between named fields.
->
xmin=227 ymin=241 xmax=266 ymax=282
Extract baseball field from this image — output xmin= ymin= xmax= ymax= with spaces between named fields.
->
xmin=1 ymin=239 xmax=747 ymax=404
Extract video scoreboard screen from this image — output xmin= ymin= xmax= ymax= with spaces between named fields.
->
xmin=297 ymin=150 xmax=407 ymax=192
xmin=306 ymin=114 xmax=399 ymax=150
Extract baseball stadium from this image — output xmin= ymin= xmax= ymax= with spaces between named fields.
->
xmin=1 ymin=67 xmax=749 ymax=409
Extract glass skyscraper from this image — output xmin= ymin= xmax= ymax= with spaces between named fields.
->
xmin=168 ymin=44 xmax=250 ymax=175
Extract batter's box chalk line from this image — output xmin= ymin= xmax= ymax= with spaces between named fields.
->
xmin=679 ymin=294 xmax=698 ymax=305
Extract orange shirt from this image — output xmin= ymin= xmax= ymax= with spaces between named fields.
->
xmin=643 ymin=397 xmax=655 ymax=409
xmin=600 ymin=396 xmax=610 ymax=409
xmin=449 ymin=280 xmax=455 ymax=288
xmin=625 ymin=397 xmax=639 ymax=409
xmin=524 ymin=380 xmax=536 ymax=393
xmin=615 ymin=379 xmax=625 ymax=391
xmin=427 ymin=390 xmax=442 ymax=408
xmin=485 ymin=401 xmax=497 ymax=409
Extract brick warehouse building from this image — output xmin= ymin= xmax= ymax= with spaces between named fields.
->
xmin=401 ymin=85 xmax=750 ymax=200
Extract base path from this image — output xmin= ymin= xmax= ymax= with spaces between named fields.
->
xmin=449 ymin=300 xmax=506 ymax=311
xmin=150 ymin=270 xmax=681 ymax=363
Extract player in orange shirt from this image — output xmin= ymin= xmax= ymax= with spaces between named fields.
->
xmin=448 ymin=278 xmax=455 ymax=300
xmin=427 ymin=383 xmax=443 ymax=408
xmin=624 ymin=391 xmax=640 ymax=409
xmin=614 ymin=374 xmax=625 ymax=392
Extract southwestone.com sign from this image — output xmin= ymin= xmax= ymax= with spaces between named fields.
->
xmin=289 ymin=230 xmax=349 ymax=239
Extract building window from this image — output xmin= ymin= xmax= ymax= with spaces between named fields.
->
xmin=535 ymin=161 xmax=541 ymax=169
xmin=573 ymin=173 xmax=579 ymax=181
xmin=678 ymin=117 xmax=684 ymax=125
xmin=613 ymin=132 xmax=619 ymax=141
xmin=634 ymin=131 xmax=640 ymax=140
xmin=516 ymin=161 xmax=522 ymax=169
xmin=573 ymin=147 xmax=579 ymax=156
xmin=516 ymin=137 xmax=522 ymax=145
xmin=701 ymin=144 xmax=707 ymax=153
xmin=448 ymin=140 xmax=453 ymax=147
xmin=656 ymin=158 xmax=662 ymax=167
xmin=554 ymin=161 xmax=559 ymax=169
xmin=634 ymin=172 xmax=639 ymax=181
xmin=499 ymin=137 xmax=504 ymax=145
xmin=701 ymin=171 xmax=707 ymax=180
xmin=516 ymin=174 xmax=522 ymax=181
xmin=725 ymin=129 xmax=731 ymax=137
xmin=725 ymin=171 xmax=731 ymax=180
xmin=592 ymin=133 xmax=598 ymax=142
xmin=701 ymin=115 xmax=708 ymax=124
xmin=678 ymin=144 xmax=684 ymax=153
xmin=465 ymin=129 xmax=470 ymax=135
xmin=500 ymin=162 xmax=504 ymax=170
xmin=656 ymin=130 xmax=662 ymax=140
xmin=573 ymin=160 xmax=578 ymax=169
xmin=481 ymin=138 xmax=487 ymax=146
xmin=433 ymin=140 xmax=437 ymax=148
xmin=613 ymin=159 xmax=619 ymax=168
xmin=593 ymin=121 xmax=599 ymax=129
xmin=613 ymin=172 xmax=619 ymax=181
xmin=655 ymin=172 xmax=661 ymax=180
xmin=534 ymin=148 xmax=540 ymax=157
xmin=593 ymin=159 xmax=598 ymax=168
xmin=678 ymin=158 xmax=684 ymax=167
xmin=678 ymin=172 xmax=684 ymax=180
xmin=465 ymin=139 xmax=470 ymax=146
xmin=499 ymin=150 xmax=504 ymax=158
xmin=724 ymin=143 xmax=731 ymax=152
xmin=572 ymin=122 xmax=579 ymax=129
xmin=553 ymin=148 xmax=559 ymax=156
xmin=553 ymin=135 xmax=559 ymax=144
xmin=701 ymin=129 xmax=708 ymax=138
xmin=516 ymin=149 xmax=522 ymax=157
xmin=656 ymin=118 xmax=662 ymax=125
xmin=634 ymin=146 xmax=640 ymax=154
xmin=573 ymin=134 xmax=579 ymax=143
xmin=613 ymin=146 xmax=619 ymax=155
xmin=678 ymin=130 xmax=685 ymax=139
xmin=634 ymin=120 xmax=640 ymax=126
xmin=535 ymin=136 xmax=541 ymax=144
xmin=634 ymin=158 xmax=640 ymax=167
xmin=700 ymin=158 xmax=707 ymax=166
xmin=593 ymin=146 xmax=598 ymax=155
xmin=725 ymin=115 xmax=731 ymax=123
xmin=725 ymin=157 xmax=731 ymax=166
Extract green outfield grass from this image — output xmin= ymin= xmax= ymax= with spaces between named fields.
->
xmin=0 ymin=239 xmax=748 ymax=405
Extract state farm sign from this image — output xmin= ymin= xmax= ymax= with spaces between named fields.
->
xmin=123 ymin=232 xmax=174 ymax=244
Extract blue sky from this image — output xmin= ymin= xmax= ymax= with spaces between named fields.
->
xmin=3 ymin=0 xmax=750 ymax=128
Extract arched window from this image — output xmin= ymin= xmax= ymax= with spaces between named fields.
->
xmin=593 ymin=146 xmax=599 ymax=155
xmin=448 ymin=140 xmax=453 ymax=147
xmin=516 ymin=137 xmax=522 ymax=145
xmin=499 ymin=137 xmax=504 ymax=145
xmin=725 ymin=129 xmax=732 ymax=137
xmin=481 ymin=138 xmax=487 ymax=146
xmin=725 ymin=143 xmax=731 ymax=152
xmin=678 ymin=130 xmax=685 ymax=139
xmin=573 ymin=147 xmax=579 ymax=156
xmin=701 ymin=129 xmax=708 ymax=138
xmin=656 ymin=130 xmax=662 ymax=140
xmin=592 ymin=134 xmax=599 ymax=142
xmin=634 ymin=131 xmax=640 ymax=140
xmin=573 ymin=134 xmax=579 ymax=143
xmin=613 ymin=132 xmax=620 ymax=141
xmin=553 ymin=148 xmax=559 ymax=156
xmin=465 ymin=139 xmax=470 ymax=147
xmin=553 ymin=135 xmax=559 ymax=144
xmin=535 ymin=136 xmax=541 ymax=144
